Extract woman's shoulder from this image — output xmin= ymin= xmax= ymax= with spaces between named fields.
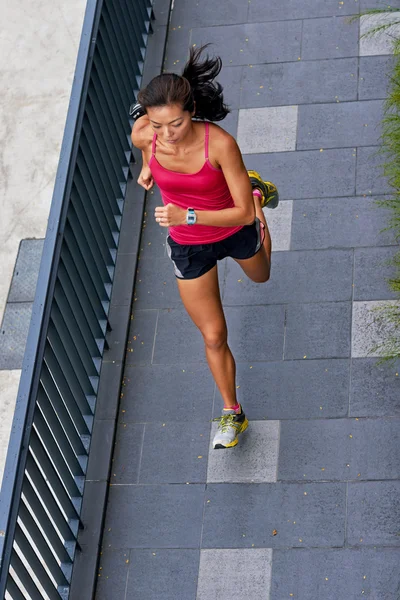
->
xmin=131 ymin=116 xmax=154 ymax=150
xmin=207 ymin=121 xmax=239 ymax=154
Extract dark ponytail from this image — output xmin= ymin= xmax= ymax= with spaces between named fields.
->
xmin=137 ymin=44 xmax=230 ymax=121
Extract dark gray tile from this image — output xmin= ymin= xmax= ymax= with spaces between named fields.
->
xmin=360 ymin=0 xmax=399 ymax=9
xmin=152 ymin=0 xmax=172 ymax=26
xmin=279 ymin=417 xmax=400 ymax=481
xmin=224 ymin=306 xmax=285 ymax=362
xmin=350 ymin=358 xmax=400 ymax=417
xmin=170 ymin=0 xmax=248 ymax=27
xmin=120 ymin=364 xmax=215 ymax=422
xmin=138 ymin=187 xmax=168 ymax=259
xmin=220 ymin=109 xmax=238 ymax=138
xmin=0 ymin=302 xmax=32 ymax=370
xmin=240 ymin=58 xmax=358 ymax=108
xmin=103 ymin=484 xmax=205 ymax=548
xmin=163 ymin=27 xmax=191 ymax=72
xmin=139 ymin=422 xmax=209 ymax=483
xmin=104 ymin=305 xmax=131 ymax=363
xmin=144 ymin=25 xmax=168 ymax=68
xmin=291 ymin=197 xmax=394 ymax=250
xmin=248 ymin=0 xmax=359 ymax=21
xmin=8 ymin=239 xmax=44 ymax=302
xmin=202 ymin=483 xmax=346 ymax=548
xmin=356 ymin=146 xmax=390 ymax=195
xmin=297 ymin=100 xmax=383 ymax=150
xmin=359 ymin=55 xmax=395 ymax=100
xmin=127 ymin=549 xmax=199 ymax=600
xmin=125 ymin=309 xmax=158 ymax=365
xmin=243 ymin=149 xmax=356 ymax=200
xmin=95 ymin=549 xmax=130 ymax=600
xmin=347 ymin=481 xmax=400 ymax=546
xmin=191 ymin=21 xmax=302 ymax=66
xmin=214 ymin=359 xmax=350 ymax=419
xmin=218 ymin=66 xmax=242 ymax=110
xmin=152 ymin=309 xmax=205 ymax=364
xmin=135 ymin=256 xmax=182 ymax=309
xmin=118 ymin=175 xmax=146 ymax=256
xmin=279 ymin=419 xmax=352 ymax=481
xmin=354 ymin=247 xmax=398 ymax=301
xmin=110 ymin=423 xmax=145 ymax=484
xmin=284 ymin=302 xmax=351 ymax=360
xmin=270 ymin=548 xmax=400 ymax=600
xmin=78 ymin=481 xmax=108 ymax=547
xmin=223 ymin=250 xmax=353 ymax=305
xmin=301 ymin=16 xmax=360 ymax=60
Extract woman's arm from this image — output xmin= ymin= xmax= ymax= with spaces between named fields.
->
xmin=155 ymin=130 xmax=255 ymax=227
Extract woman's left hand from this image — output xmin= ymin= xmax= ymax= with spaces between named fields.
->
xmin=154 ymin=203 xmax=186 ymax=227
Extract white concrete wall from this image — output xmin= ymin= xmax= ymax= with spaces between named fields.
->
xmin=0 ymin=0 xmax=87 ymax=486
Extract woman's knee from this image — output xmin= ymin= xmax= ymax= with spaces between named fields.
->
xmin=201 ymin=328 xmax=227 ymax=351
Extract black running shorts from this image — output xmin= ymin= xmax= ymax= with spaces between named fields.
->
xmin=166 ymin=217 xmax=265 ymax=280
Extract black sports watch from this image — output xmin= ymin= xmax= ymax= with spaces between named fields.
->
xmin=129 ymin=102 xmax=146 ymax=121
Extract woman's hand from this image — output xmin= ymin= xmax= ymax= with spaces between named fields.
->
xmin=154 ymin=203 xmax=186 ymax=227
xmin=137 ymin=165 xmax=154 ymax=190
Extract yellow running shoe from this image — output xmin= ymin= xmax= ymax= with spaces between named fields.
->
xmin=248 ymin=170 xmax=279 ymax=209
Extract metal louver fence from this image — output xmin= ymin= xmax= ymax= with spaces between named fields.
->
xmin=0 ymin=0 xmax=153 ymax=597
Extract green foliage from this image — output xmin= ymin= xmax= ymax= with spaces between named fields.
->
xmin=356 ymin=8 xmax=400 ymax=362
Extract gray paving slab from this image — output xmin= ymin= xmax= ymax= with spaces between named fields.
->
xmin=347 ymin=481 xmax=400 ymax=546
xmin=152 ymin=308 xmax=206 ymax=364
xmin=284 ymin=302 xmax=352 ymax=360
xmin=352 ymin=299 xmax=398 ymax=358
xmin=197 ymin=549 xmax=272 ymax=600
xmin=353 ymin=246 xmax=399 ymax=301
xmin=356 ymin=146 xmax=390 ymax=195
xmin=202 ymin=483 xmax=346 ymax=548
xmin=279 ymin=417 xmax=400 ymax=481
xmin=95 ymin=549 xmax=130 ymax=600
xmin=126 ymin=549 xmax=199 ymax=600
xmin=359 ymin=55 xmax=395 ymax=100
xmin=240 ymin=58 xmax=358 ymax=108
xmin=291 ymin=197 xmax=394 ymax=250
xmin=302 ymin=16 xmax=360 ymax=60
xmin=103 ymin=484 xmax=205 ymax=548
xmin=110 ymin=423 xmax=145 ymax=484
xmin=350 ymin=358 xmax=400 ymax=417
xmin=134 ymin=256 xmax=182 ymax=309
xmin=297 ymin=100 xmax=384 ymax=150
xmin=207 ymin=420 xmax=279 ymax=483
xmin=191 ymin=22 xmax=302 ymax=66
xmin=170 ymin=0 xmax=248 ymax=27
xmin=248 ymin=0 xmax=359 ymax=21
xmin=7 ymin=239 xmax=44 ymax=303
xmin=244 ymin=148 xmax=356 ymax=200
xmin=138 ymin=421 xmax=210 ymax=483
xmin=217 ymin=66 xmax=242 ymax=110
xmin=270 ymin=548 xmax=400 ymax=600
xmin=125 ymin=309 xmax=158 ymax=365
xmin=214 ymin=359 xmax=350 ymax=420
xmin=360 ymin=12 xmax=400 ymax=56
xmin=163 ymin=26 xmax=191 ymax=72
xmin=223 ymin=249 xmax=353 ymax=306
xmin=263 ymin=201 xmax=293 ymax=251
xmin=220 ymin=108 xmax=238 ymax=138
xmin=120 ymin=364 xmax=215 ymax=422
xmin=238 ymin=106 xmax=298 ymax=153
xmin=0 ymin=302 xmax=32 ymax=370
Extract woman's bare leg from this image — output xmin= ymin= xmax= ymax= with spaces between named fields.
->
xmin=176 ymin=266 xmax=238 ymax=409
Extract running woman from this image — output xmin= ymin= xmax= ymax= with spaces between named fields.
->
xmin=130 ymin=45 xmax=279 ymax=449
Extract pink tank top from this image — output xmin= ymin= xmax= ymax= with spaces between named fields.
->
xmin=149 ymin=122 xmax=243 ymax=245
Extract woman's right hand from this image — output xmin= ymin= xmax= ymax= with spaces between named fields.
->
xmin=138 ymin=165 xmax=154 ymax=190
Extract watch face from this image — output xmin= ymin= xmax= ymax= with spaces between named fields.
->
xmin=187 ymin=209 xmax=196 ymax=225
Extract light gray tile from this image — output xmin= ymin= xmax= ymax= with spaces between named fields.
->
xmin=197 ymin=549 xmax=272 ymax=600
xmin=8 ymin=239 xmax=44 ymax=303
xmin=0 ymin=303 xmax=32 ymax=370
xmin=238 ymin=107 xmax=298 ymax=154
xmin=263 ymin=202 xmax=292 ymax=252
xmin=207 ymin=420 xmax=280 ymax=483
xmin=352 ymin=300 xmax=398 ymax=358
xmin=360 ymin=13 xmax=400 ymax=56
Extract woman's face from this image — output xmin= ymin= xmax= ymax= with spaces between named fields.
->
xmin=146 ymin=103 xmax=194 ymax=146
